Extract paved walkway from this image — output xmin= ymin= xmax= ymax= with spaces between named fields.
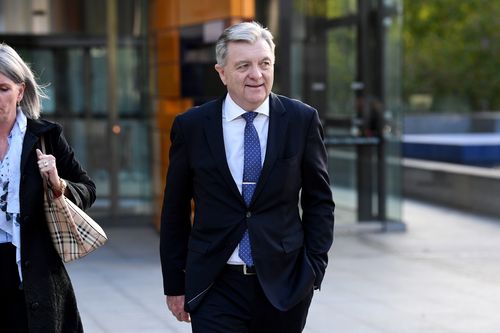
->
xmin=67 ymin=200 xmax=500 ymax=332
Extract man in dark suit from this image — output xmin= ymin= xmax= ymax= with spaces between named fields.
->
xmin=160 ymin=21 xmax=334 ymax=332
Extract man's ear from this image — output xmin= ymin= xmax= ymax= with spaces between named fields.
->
xmin=214 ymin=64 xmax=227 ymax=86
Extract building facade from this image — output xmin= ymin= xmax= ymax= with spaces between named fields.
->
xmin=0 ymin=0 xmax=404 ymax=228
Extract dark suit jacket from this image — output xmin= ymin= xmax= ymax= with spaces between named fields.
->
xmin=160 ymin=93 xmax=334 ymax=312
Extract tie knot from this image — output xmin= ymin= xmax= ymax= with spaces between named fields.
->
xmin=241 ymin=112 xmax=258 ymax=123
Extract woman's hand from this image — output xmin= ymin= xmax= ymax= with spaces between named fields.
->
xmin=36 ymin=148 xmax=63 ymax=194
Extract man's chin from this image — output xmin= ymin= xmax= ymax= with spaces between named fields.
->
xmin=244 ymin=98 xmax=267 ymax=109
xmin=246 ymin=92 xmax=268 ymax=102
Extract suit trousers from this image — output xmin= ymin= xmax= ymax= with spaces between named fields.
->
xmin=190 ymin=265 xmax=313 ymax=333
xmin=0 ymin=243 xmax=29 ymax=333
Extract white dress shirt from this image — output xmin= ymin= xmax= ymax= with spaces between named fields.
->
xmin=222 ymin=94 xmax=269 ymax=265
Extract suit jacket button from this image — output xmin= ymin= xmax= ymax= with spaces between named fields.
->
xmin=246 ymin=211 xmax=251 ymax=218
xmin=31 ymin=302 xmax=39 ymax=311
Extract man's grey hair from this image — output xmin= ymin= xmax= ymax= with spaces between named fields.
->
xmin=0 ymin=43 xmax=47 ymax=119
xmin=215 ymin=21 xmax=275 ymax=67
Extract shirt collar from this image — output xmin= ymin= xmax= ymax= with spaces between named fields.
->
xmin=224 ymin=94 xmax=270 ymax=122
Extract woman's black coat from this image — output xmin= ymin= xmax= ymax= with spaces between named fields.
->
xmin=19 ymin=119 xmax=96 ymax=332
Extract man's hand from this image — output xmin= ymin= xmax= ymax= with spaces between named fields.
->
xmin=166 ymin=295 xmax=191 ymax=322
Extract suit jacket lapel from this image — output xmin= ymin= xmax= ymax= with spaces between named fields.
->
xmin=204 ymin=97 xmax=245 ymax=203
xmin=252 ymin=93 xmax=288 ymax=204
xmin=21 ymin=131 xmax=38 ymax=174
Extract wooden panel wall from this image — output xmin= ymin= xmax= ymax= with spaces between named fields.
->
xmin=149 ymin=0 xmax=255 ymax=229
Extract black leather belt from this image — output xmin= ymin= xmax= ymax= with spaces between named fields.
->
xmin=226 ymin=264 xmax=257 ymax=275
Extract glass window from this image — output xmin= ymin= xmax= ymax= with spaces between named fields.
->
xmin=67 ymin=49 xmax=85 ymax=114
xmin=17 ymin=49 xmax=56 ymax=114
xmin=290 ymin=0 xmax=357 ymax=19
xmin=90 ymin=48 xmax=107 ymax=115
xmin=259 ymin=0 xmax=404 ymax=224
xmin=326 ymin=0 xmax=357 ymax=18
xmin=117 ymin=48 xmax=142 ymax=115
xmin=327 ymin=27 xmax=357 ymax=117
xmin=2 ymin=0 xmax=150 ymax=222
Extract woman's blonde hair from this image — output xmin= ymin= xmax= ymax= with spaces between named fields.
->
xmin=0 ymin=43 xmax=47 ymax=119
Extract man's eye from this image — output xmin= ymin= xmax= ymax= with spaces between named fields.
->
xmin=237 ymin=64 xmax=248 ymax=70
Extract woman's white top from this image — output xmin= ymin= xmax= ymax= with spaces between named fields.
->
xmin=0 ymin=110 xmax=27 ymax=280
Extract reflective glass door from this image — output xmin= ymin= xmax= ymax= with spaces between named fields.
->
xmin=272 ymin=0 xmax=403 ymax=225
xmin=10 ymin=40 xmax=151 ymax=223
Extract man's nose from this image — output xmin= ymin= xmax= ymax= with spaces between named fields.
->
xmin=248 ymin=65 xmax=263 ymax=79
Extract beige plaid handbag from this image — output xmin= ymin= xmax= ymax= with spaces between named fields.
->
xmin=41 ymin=136 xmax=107 ymax=263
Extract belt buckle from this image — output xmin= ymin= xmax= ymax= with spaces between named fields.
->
xmin=243 ymin=265 xmax=256 ymax=275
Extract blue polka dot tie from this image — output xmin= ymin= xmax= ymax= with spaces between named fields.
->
xmin=239 ymin=111 xmax=261 ymax=266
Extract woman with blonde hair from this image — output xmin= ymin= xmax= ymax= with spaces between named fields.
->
xmin=0 ymin=43 xmax=96 ymax=332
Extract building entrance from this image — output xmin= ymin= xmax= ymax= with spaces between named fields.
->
xmin=270 ymin=0 xmax=404 ymax=227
